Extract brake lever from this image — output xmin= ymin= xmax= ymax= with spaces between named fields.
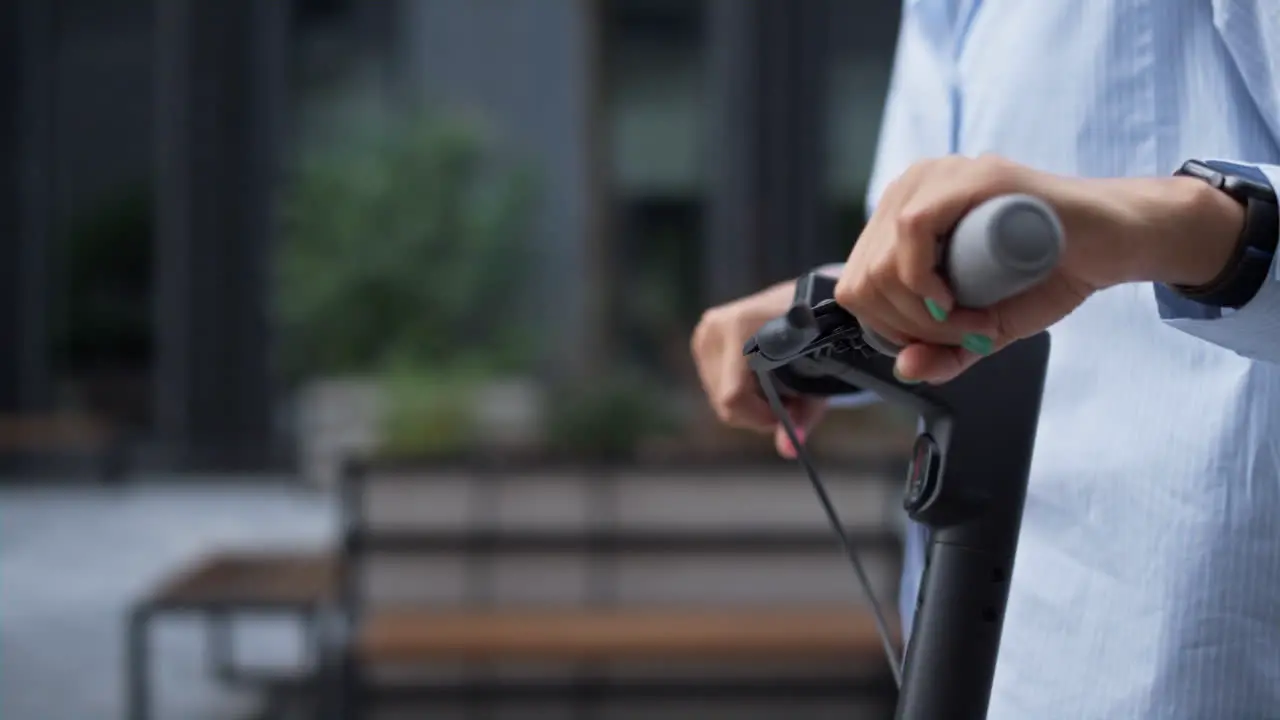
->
xmin=743 ymin=272 xmax=895 ymax=398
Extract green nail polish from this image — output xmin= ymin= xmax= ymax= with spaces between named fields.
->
xmin=893 ymin=367 xmax=922 ymax=385
xmin=924 ymin=298 xmax=948 ymax=322
xmin=962 ymin=333 xmax=994 ymax=356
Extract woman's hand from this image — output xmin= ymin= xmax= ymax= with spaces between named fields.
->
xmin=691 ymin=280 xmax=830 ymax=458
xmin=834 ymin=154 xmax=1244 ymax=384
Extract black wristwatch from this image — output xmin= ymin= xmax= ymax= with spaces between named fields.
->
xmin=1169 ymin=159 xmax=1278 ymax=309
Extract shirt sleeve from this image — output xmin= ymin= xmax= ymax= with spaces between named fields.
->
xmin=1211 ymin=0 xmax=1280 ymax=146
xmin=1154 ymin=164 xmax=1280 ymax=363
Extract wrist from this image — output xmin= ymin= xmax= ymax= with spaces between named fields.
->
xmin=1104 ymin=176 xmax=1245 ymax=288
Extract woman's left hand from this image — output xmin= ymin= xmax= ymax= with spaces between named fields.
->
xmin=833 ymin=154 xmax=1243 ymax=384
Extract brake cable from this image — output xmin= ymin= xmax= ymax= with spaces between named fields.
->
xmin=757 ymin=368 xmax=903 ymax=687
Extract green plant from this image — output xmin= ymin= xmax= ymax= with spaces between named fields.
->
xmin=376 ymin=364 xmax=483 ymax=458
xmin=277 ymin=110 xmax=538 ymax=382
xmin=544 ymin=373 xmax=683 ymax=461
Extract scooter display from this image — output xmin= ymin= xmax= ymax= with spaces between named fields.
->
xmin=744 ymin=194 xmax=1062 ymax=719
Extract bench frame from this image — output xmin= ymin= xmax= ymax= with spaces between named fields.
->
xmin=125 ymin=552 xmax=335 ymax=720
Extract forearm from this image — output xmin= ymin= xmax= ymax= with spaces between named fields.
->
xmin=1090 ymin=176 xmax=1246 ymax=289
xmin=1095 ymin=167 xmax=1280 ymax=364
xmin=827 ymin=177 xmax=1246 ymax=293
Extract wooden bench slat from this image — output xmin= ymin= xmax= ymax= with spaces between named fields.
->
xmin=358 ymin=607 xmax=898 ymax=664
xmin=149 ymin=551 xmax=335 ymax=607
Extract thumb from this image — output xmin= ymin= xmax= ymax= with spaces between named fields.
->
xmin=774 ymin=398 xmax=826 ymax=459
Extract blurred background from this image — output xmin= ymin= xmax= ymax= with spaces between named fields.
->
xmin=1 ymin=0 xmax=916 ymax=718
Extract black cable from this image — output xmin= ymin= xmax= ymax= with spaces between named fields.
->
xmin=756 ymin=369 xmax=904 ymax=688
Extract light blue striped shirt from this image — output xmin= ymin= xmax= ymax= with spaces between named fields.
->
xmin=865 ymin=1 xmax=1280 ymax=717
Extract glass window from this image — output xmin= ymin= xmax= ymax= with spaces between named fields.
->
xmin=604 ymin=0 xmax=707 ymax=380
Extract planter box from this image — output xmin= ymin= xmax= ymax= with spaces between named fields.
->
xmin=296 ymin=377 xmax=383 ymax=489
xmin=295 ymin=376 xmax=548 ymax=488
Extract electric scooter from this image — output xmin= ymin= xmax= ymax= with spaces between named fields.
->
xmin=744 ymin=194 xmax=1062 ymax=719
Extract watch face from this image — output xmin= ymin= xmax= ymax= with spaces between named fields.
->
xmin=1201 ymin=159 xmax=1267 ymax=180
xmin=1200 ymin=160 xmax=1275 ymax=197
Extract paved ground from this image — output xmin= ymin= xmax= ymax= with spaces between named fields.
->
xmin=0 ymin=479 xmax=335 ymax=720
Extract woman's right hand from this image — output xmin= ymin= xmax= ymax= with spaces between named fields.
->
xmin=691 ymin=280 xmax=829 ymax=458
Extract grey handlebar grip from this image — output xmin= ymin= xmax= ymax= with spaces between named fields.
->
xmin=862 ymin=194 xmax=1063 ymax=358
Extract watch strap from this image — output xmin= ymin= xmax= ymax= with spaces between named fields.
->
xmin=1171 ymin=163 xmax=1278 ymax=309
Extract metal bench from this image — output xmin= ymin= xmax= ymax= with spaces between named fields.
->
xmin=126 ymin=550 xmax=335 ymax=720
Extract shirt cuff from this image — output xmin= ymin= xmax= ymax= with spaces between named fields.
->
xmin=1154 ymin=163 xmax=1280 ymax=364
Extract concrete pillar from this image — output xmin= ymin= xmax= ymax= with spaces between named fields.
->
xmin=153 ymin=0 xmax=288 ymax=470
xmin=0 ymin=0 xmax=55 ymax=414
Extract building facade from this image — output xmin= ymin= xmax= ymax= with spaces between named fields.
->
xmin=0 ymin=0 xmax=899 ymax=474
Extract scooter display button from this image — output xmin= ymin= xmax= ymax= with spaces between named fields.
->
xmin=904 ymin=433 xmax=941 ymax=513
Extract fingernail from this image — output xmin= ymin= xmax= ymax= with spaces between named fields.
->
xmin=893 ymin=367 xmax=922 ymax=385
xmin=779 ymin=436 xmax=797 ymax=458
xmin=924 ymin=298 xmax=948 ymax=322
xmin=961 ymin=333 xmax=994 ymax=356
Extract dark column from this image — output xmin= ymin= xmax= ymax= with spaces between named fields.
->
xmin=399 ymin=0 xmax=606 ymax=379
xmin=0 ymin=0 xmax=55 ymax=415
xmin=153 ymin=0 xmax=288 ymax=471
xmin=703 ymin=0 xmax=833 ymax=305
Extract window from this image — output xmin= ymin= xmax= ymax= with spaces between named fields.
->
xmin=604 ymin=0 xmax=707 ymax=380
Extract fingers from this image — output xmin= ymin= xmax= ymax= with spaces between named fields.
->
xmin=774 ymin=398 xmax=827 ymax=459
xmin=775 ymin=424 xmax=806 ymax=459
xmin=895 ymin=343 xmax=984 ymax=385
xmin=835 ymin=155 xmax=1027 ymax=368
xmin=836 ymin=248 xmax=1000 ymax=349
xmin=690 ymin=287 xmax=800 ymax=435
xmin=892 ymin=206 xmax=957 ymax=321
xmin=895 ymin=154 xmax=1022 ymax=243
xmin=693 ymin=338 xmax=775 ymax=432
xmin=711 ymin=367 xmax=776 ymax=433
